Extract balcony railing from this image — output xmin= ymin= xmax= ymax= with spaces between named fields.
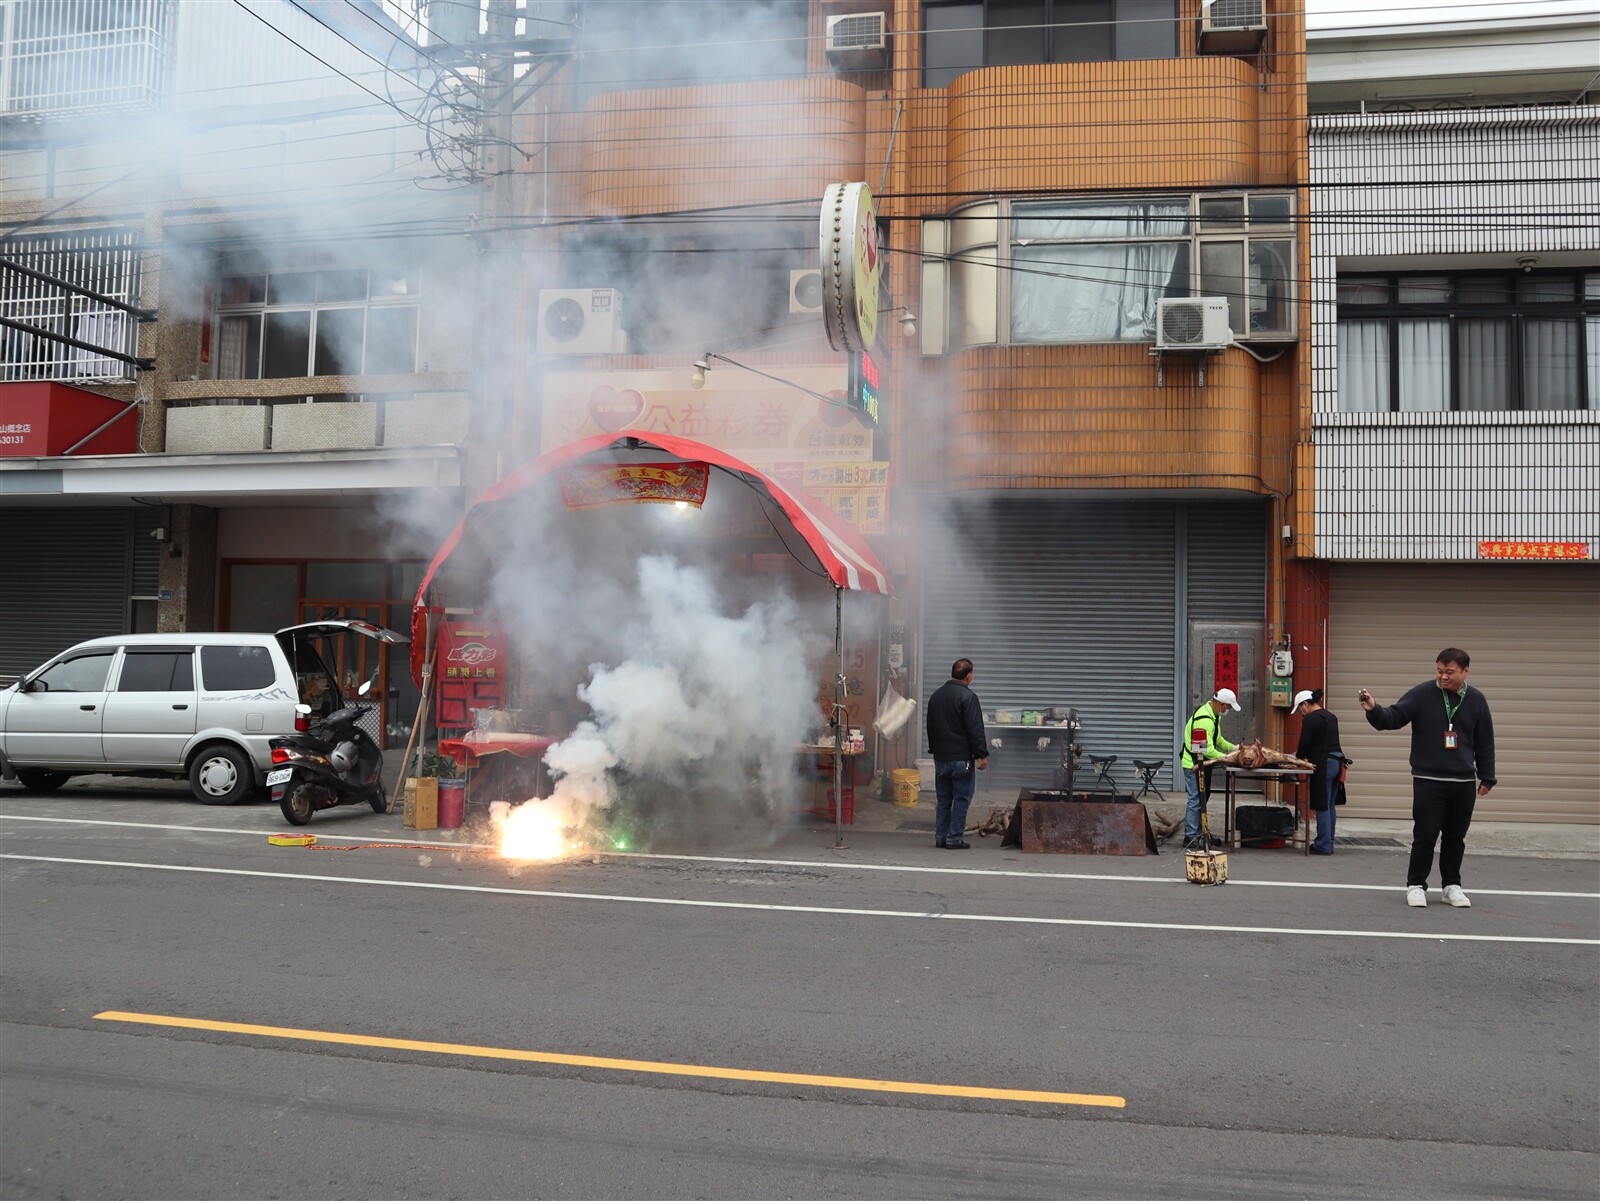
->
xmin=0 ymin=228 xmax=143 ymax=382
xmin=0 ymin=0 xmax=172 ymax=117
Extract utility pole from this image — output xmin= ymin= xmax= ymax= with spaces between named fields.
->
xmin=464 ymin=0 xmax=522 ymax=495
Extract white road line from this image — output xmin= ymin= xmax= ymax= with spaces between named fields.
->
xmin=2 ymin=813 xmax=1597 ymax=899
xmin=3 ymin=854 xmax=1597 ymax=946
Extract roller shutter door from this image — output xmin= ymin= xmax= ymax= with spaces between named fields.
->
xmin=1329 ymin=564 xmax=1600 ymax=824
xmin=0 ymin=508 xmax=150 ymax=681
xmin=920 ymin=498 xmax=1265 ymax=794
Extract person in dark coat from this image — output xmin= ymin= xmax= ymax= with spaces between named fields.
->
xmin=1360 ymin=647 xmax=1496 ymax=910
xmin=925 ymin=658 xmax=989 ymax=849
xmin=1293 ymin=688 xmax=1345 ymax=855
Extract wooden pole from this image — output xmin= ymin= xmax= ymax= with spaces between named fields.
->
xmin=391 ymin=608 xmax=438 ymax=798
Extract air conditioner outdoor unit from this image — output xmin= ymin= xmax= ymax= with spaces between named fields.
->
xmin=1198 ymin=0 xmax=1267 ymax=53
xmin=537 ymin=288 xmax=625 ymax=355
xmin=825 ymin=12 xmax=888 ymax=70
xmin=1156 ymin=298 xmax=1234 ymax=351
xmin=789 ymin=268 xmax=823 ymax=313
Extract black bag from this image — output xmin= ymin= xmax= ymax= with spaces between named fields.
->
xmin=1235 ymin=804 xmax=1295 ymax=846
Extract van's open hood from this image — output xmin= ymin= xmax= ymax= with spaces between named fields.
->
xmin=276 ymin=620 xmax=409 ymax=644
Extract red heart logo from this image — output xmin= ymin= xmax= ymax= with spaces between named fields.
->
xmin=589 ymin=387 xmax=643 ymax=432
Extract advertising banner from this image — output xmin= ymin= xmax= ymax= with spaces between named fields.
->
xmin=436 ymin=619 xmax=507 ymax=730
xmin=558 ymin=461 xmax=710 ymax=510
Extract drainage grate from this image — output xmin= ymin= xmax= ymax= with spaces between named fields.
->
xmin=1335 ymin=836 xmax=1405 ymax=848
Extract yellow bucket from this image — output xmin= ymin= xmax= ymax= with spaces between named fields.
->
xmin=891 ymin=768 xmax=921 ymax=807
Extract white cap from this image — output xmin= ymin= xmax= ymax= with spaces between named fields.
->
xmin=1213 ymin=687 xmax=1241 ymax=712
xmin=1291 ymin=689 xmax=1315 ymax=710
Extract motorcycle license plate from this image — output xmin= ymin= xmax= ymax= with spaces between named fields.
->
xmin=266 ymin=768 xmax=293 ymax=786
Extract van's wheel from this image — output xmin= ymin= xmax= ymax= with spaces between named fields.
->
xmin=368 ymin=783 xmax=389 ymax=814
xmin=281 ymin=785 xmax=316 ymax=826
xmin=189 ymin=745 xmax=253 ymax=806
xmin=15 ymin=769 xmax=69 ymax=793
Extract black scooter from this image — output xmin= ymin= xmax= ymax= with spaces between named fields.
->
xmin=269 ymin=681 xmax=387 ymax=825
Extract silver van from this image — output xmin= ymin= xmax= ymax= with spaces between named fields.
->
xmin=0 ymin=621 xmax=406 ymax=804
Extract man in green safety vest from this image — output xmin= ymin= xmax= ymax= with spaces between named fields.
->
xmin=1182 ymin=688 xmax=1240 ymax=849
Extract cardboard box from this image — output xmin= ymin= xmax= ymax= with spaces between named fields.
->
xmin=404 ymin=777 xmax=438 ymax=830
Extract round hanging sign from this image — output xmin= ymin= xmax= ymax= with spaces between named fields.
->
xmin=818 ymin=182 xmax=880 ymax=353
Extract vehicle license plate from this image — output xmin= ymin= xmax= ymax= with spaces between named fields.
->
xmin=266 ymin=768 xmax=293 ymax=786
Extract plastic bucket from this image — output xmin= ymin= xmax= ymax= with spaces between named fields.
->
xmin=437 ymin=778 xmax=466 ymax=829
xmin=891 ymin=768 xmax=921 ymax=807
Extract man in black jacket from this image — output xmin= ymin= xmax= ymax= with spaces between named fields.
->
xmin=1361 ymin=647 xmax=1496 ymax=910
xmin=926 ymin=658 xmax=989 ymax=849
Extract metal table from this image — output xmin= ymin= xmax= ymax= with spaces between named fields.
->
xmin=985 ymin=722 xmax=1080 ymax=790
xmin=1220 ymin=766 xmax=1312 ymax=855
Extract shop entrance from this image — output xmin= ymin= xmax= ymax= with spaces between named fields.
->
xmin=222 ymin=558 xmax=424 ymax=748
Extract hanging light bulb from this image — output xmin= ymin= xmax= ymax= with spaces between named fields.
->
xmin=689 ymin=357 xmax=709 ymax=389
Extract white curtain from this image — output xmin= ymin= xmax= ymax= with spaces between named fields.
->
xmin=1337 ymin=319 xmax=1389 ymax=411
xmin=217 ymin=316 xmax=249 ymax=380
xmin=1011 ymin=200 xmax=1187 ymax=342
xmin=71 ymin=309 xmax=127 ymax=378
xmin=1588 ymin=316 xmax=1600 ymax=410
xmin=1012 ymin=242 xmax=1182 ymax=342
xmin=1397 ymin=319 xmax=1449 ymax=411
xmin=1522 ymin=318 xmax=1581 ymax=411
xmin=1457 ymin=318 xmax=1511 ymax=411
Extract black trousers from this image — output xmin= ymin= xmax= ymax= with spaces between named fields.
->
xmin=1408 ymin=777 xmax=1478 ymax=888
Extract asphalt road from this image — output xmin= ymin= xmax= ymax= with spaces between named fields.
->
xmin=2 ymin=783 xmax=1596 ymax=1200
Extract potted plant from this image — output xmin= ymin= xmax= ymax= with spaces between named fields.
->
xmin=404 ymin=752 xmax=457 ymax=830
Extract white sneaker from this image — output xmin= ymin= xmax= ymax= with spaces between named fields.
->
xmin=1442 ymin=885 xmax=1472 ymax=908
xmin=1406 ymin=885 xmax=1427 ymax=908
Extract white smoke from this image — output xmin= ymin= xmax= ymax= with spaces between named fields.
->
xmin=511 ymin=553 xmax=815 ymax=851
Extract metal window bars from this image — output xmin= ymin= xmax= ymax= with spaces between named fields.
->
xmin=0 ymin=229 xmax=143 ymax=382
xmin=0 ymin=0 xmax=173 ymax=116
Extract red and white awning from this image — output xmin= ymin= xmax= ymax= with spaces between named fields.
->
xmin=410 ymin=430 xmax=891 ymax=682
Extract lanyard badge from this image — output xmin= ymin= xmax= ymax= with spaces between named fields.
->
xmin=1442 ymin=686 xmax=1464 ymax=750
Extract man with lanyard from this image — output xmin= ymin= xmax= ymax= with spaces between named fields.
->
xmin=1360 ymin=647 xmax=1497 ymax=909
xmin=1181 ymin=688 xmax=1240 ymax=850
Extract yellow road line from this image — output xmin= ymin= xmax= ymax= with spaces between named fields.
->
xmin=93 ymin=1010 xmax=1125 ymax=1110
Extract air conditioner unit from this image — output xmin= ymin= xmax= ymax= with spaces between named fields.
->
xmin=789 ymin=268 xmax=823 ymax=314
xmin=1155 ymin=298 xmax=1234 ymax=351
xmin=825 ymin=12 xmax=888 ymax=70
xmin=1198 ymin=0 xmax=1267 ymax=54
xmin=537 ymin=288 xmax=625 ymax=355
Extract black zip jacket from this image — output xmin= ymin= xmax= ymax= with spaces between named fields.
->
xmin=1365 ymin=682 xmax=1496 ymax=787
xmin=1294 ymin=707 xmax=1345 ymax=805
xmin=926 ymin=679 xmax=989 ymax=762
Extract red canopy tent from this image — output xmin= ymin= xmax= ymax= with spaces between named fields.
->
xmin=409 ymin=430 xmax=893 ymax=841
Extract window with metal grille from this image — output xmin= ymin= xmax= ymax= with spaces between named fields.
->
xmin=1336 ymin=270 xmax=1599 ymax=412
xmin=0 ymin=228 xmax=142 ymax=382
xmin=0 ymin=0 xmax=174 ymax=116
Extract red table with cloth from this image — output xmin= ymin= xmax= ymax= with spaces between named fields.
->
xmin=438 ymin=730 xmax=555 ymax=807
